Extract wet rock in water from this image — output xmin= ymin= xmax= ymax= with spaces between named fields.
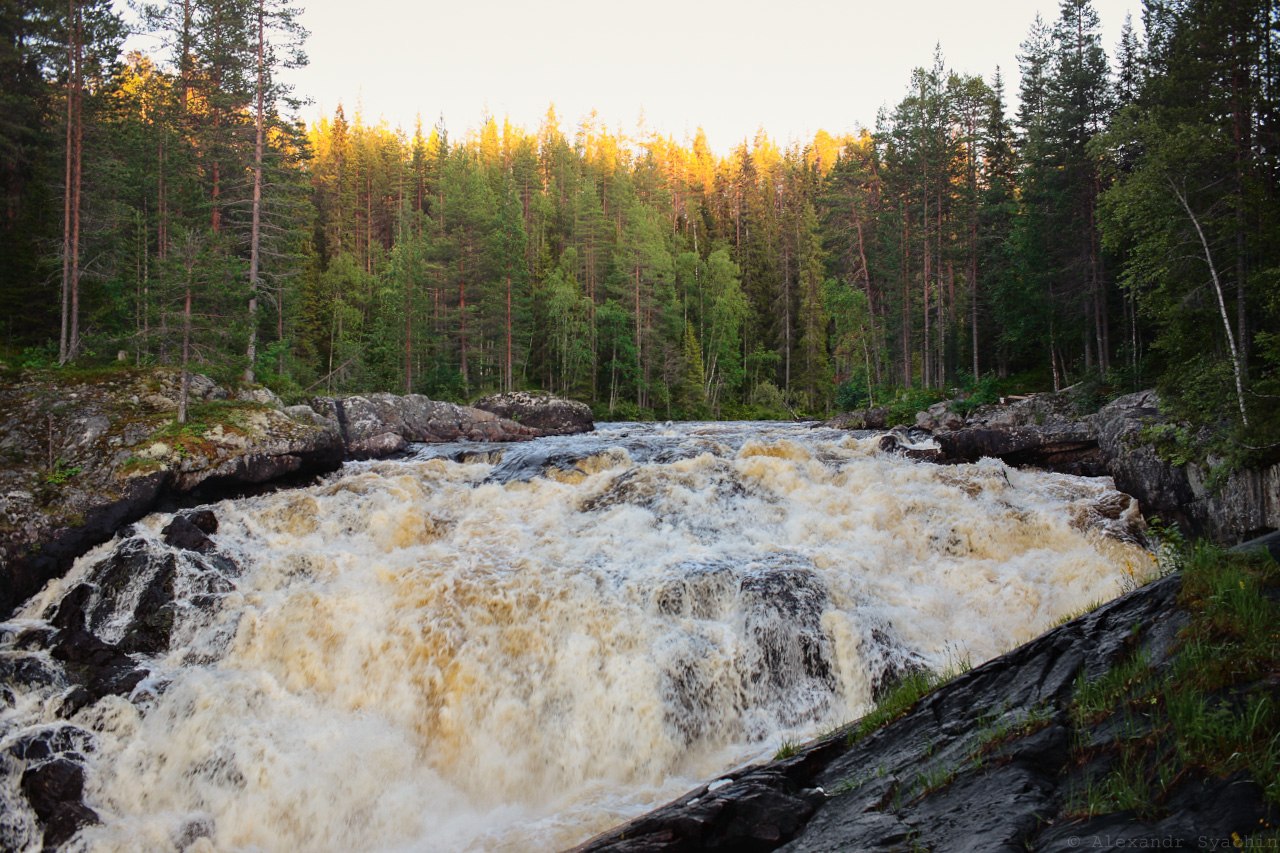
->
xmin=162 ymin=513 xmax=215 ymax=553
xmin=174 ymin=817 xmax=215 ymax=849
xmin=48 ymin=623 xmax=146 ymax=707
xmin=472 ymin=391 xmax=595 ymax=436
xmin=183 ymin=508 xmax=218 ymax=535
xmin=20 ymin=758 xmax=99 ymax=848
xmin=875 ymin=431 xmax=942 ymax=463
xmin=653 ymin=557 xmax=840 ymax=745
xmin=0 ymin=652 xmax=62 ymax=692
xmin=739 ymin=567 xmax=835 ymax=697
xmin=824 ymin=407 xmax=889 ymax=431
xmin=5 ymin=725 xmax=93 ymax=764
xmin=73 ymin=538 xmax=180 ymax=655
xmin=43 ymin=580 xmax=147 ymax=707
xmin=865 ymin=626 xmax=928 ymax=703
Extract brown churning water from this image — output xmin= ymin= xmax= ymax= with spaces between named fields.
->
xmin=1 ymin=421 xmax=1147 ymax=851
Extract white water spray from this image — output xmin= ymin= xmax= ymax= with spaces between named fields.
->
xmin=1 ymin=422 xmax=1148 ymax=851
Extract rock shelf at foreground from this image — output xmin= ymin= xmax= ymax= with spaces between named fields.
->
xmin=0 ymin=369 xmax=592 ymax=617
xmin=577 ymin=573 xmax=1277 ymax=852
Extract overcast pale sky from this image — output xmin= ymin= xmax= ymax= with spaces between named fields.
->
xmin=285 ymin=0 xmax=1142 ymax=150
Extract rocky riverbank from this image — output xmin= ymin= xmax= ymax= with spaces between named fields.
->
xmin=0 ymin=369 xmax=592 ymax=617
xmin=835 ymin=388 xmax=1280 ymax=547
xmin=579 ymin=551 xmax=1280 ymax=852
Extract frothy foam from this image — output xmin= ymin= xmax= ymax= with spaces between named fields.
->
xmin=1 ymin=422 xmax=1147 ymax=851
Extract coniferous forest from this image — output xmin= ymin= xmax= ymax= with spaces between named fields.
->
xmin=1 ymin=0 xmax=1277 ymax=448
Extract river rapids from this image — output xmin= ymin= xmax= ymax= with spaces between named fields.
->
xmin=0 ymin=421 xmax=1150 ymax=851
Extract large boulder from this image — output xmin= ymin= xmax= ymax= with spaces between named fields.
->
xmin=306 ymin=393 xmax=541 ymax=457
xmin=889 ymin=387 xmax=1278 ymax=544
xmin=927 ymin=393 xmax=1106 ymax=476
xmin=822 ymin=407 xmax=889 ymax=431
xmin=471 ymin=391 xmax=594 ymax=436
xmin=1097 ymin=390 xmax=1280 ymax=542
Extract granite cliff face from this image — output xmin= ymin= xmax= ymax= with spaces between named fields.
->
xmin=0 ymin=370 xmax=593 ymax=617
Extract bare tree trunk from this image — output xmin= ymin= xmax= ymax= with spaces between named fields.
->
xmin=505 ymin=274 xmax=513 ymax=392
xmin=403 ymin=269 xmax=413 ymax=394
xmin=59 ymin=0 xmax=82 ymax=364
xmin=244 ymin=0 xmax=265 ymax=384
xmin=59 ymin=0 xmax=73 ymax=363
xmin=634 ymin=264 xmax=642 ymax=404
xmin=179 ymin=235 xmax=197 ymax=424
xmin=458 ymin=252 xmax=468 ymax=393
xmin=1170 ymin=180 xmax=1249 ymax=426
xmin=901 ymin=209 xmax=911 ymax=387
xmin=782 ymin=243 xmax=791 ymax=393
xmin=69 ymin=19 xmax=83 ymax=361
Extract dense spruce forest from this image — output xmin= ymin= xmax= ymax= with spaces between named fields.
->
xmin=1 ymin=1 xmax=1277 ymax=445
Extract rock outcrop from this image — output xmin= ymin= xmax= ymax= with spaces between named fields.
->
xmin=833 ymin=388 xmax=1279 ymax=546
xmin=307 ymin=393 xmax=543 ymax=457
xmin=577 ymin=574 xmax=1275 ymax=851
xmin=0 ymin=369 xmax=594 ymax=617
xmin=1095 ymin=391 xmax=1280 ymax=543
xmin=472 ymin=390 xmax=595 ymax=436
xmin=0 ymin=370 xmax=343 ymax=617
xmin=926 ymin=392 xmax=1106 ymax=476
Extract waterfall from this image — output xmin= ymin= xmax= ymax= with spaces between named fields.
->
xmin=0 ymin=422 xmax=1147 ymax=851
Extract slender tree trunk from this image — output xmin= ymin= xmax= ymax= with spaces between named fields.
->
xmin=901 ymin=209 xmax=911 ymax=387
xmin=244 ymin=0 xmax=266 ymax=384
xmin=68 ymin=13 xmax=83 ymax=362
xmin=179 ymin=236 xmax=197 ymax=424
xmin=458 ymin=251 xmax=468 ymax=393
xmin=1170 ymin=180 xmax=1249 ymax=426
xmin=59 ymin=0 xmax=74 ymax=364
xmin=505 ymin=274 xmax=513 ymax=392
xmin=634 ymin=263 xmax=642 ymax=404
xmin=403 ymin=255 xmax=413 ymax=394
xmin=157 ymin=136 xmax=167 ymax=263
xmin=782 ymin=243 xmax=791 ymax=392
xmin=1050 ymin=324 xmax=1061 ymax=393
xmin=60 ymin=0 xmax=84 ymax=364
xmin=922 ymin=183 xmax=931 ymax=389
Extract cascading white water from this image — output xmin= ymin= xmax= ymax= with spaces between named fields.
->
xmin=0 ymin=422 xmax=1150 ymax=851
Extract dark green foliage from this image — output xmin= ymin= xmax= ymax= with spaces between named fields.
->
xmin=1068 ymin=545 xmax=1280 ymax=818
xmin=0 ymin=0 xmax=1275 ymax=435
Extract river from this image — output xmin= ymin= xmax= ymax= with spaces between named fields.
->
xmin=0 ymin=421 xmax=1148 ymax=851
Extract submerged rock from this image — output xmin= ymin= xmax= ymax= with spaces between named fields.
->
xmin=20 ymin=758 xmax=99 ymax=848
